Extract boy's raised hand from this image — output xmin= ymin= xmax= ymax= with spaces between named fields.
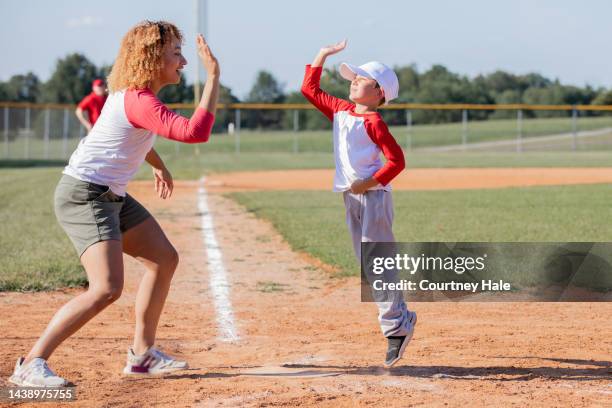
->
xmin=312 ymin=39 xmax=347 ymax=67
xmin=320 ymin=39 xmax=348 ymax=57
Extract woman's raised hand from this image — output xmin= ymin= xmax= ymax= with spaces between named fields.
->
xmin=197 ymin=34 xmax=220 ymax=78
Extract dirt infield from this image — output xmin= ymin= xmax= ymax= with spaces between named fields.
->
xmin=205 ymin=167 xmax=612 ymax=192
xmin=1 ymin=172 xmax=611 ymax=407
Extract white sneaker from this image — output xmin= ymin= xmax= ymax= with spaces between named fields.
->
xmin=123 ymin=347 xmax=188 ymax=376
xmin=8 ymin=357 xmax=68 ymax=387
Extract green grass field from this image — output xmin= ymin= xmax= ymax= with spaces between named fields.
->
xmin=228 ymin=186 xmax=612 ymax=281
xmin=2 ymin=161 xmax=612 ymax=290
xmin=4 ymin=115 xmax=612 ymax=161
xmin=131 ymin=150 xmax=612 ymax=180
xmin=0 ymin=168 xmax=85 ymax=291
xmin=3 ymin=121 xmax=612 ymax=292
xmin=5 ymin=150 xmax=612 ymax=182
xmin=394 ymin=115 xmax=612 ymax=148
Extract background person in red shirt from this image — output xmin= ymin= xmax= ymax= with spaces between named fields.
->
xmin=75 ymin=78 xmax=108 ymax=132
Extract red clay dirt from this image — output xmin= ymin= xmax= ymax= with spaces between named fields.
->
xmin=0 ymin=170 xmax=611 ymax=407
xmin=205 ymin=167 xmax=612 ymax=192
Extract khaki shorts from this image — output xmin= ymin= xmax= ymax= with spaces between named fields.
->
xmin=54 ymin=174 xmax=151 ymax=257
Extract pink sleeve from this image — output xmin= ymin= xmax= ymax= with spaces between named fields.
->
xmin=301 ymin=65 xmax=354 ymax=121
xmin=124 ymin=89 xmax=215 ymax=144
xmin=364 ymin=116 xmax=405 ymax=186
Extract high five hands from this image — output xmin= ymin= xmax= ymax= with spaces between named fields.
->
xmin=319 ymin=39 xmax=347 ymax=57
xmin=197 ymin=34 xmax=220 ymax=78
xmin=313 ymin=39 xmax=348 ymax=67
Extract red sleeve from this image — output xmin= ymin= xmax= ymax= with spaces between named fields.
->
xmin=301 ymin=65 xmax=354 ymax=121
xmin=124 ymin=89 xmax=215 ymax=144
xmin=78 ymin=94 xmax=93 ymax=110
xmin=364 ymin=116 xmax=405 ymax=186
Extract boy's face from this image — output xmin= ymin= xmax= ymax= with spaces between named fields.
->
xmin=349 ymin=75 xmax=384 ymax=106
xmin=93 ymin=85 xmax=107 ymax=96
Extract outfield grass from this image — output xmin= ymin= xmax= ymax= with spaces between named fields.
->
xmin=4 ymin=115 xmax=612 ymax=161
xmin=3 ymin=152 xmax=612 ymax=291
xmin=143 ymin=115 xmax=612 ymax=152
xmin=394 ymin=115 xmax=612 ymax=148
xmin=0 ymin=168 xmax=85 ymax=291
xmin=130 ymin=150 xmax=612 ymax=180
xmin=4 ymin=150 xmax=612 ymax=183
xmin=229 ymin=185 xmax=612 ymax=281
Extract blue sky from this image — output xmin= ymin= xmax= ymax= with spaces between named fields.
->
xmin=2 ymin=0 xmax=611 ymax=98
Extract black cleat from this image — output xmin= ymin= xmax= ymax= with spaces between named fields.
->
xmin=384 ymin=311 xmax=417 ymax=368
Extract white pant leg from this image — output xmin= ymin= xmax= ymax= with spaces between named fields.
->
xmin=344 ymin=190 xmax=411 ymax=337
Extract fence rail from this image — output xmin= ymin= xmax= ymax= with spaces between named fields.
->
xmin=2 ymin=103 xmax=612 ymax=160
xmin=2 ymin=102 xmax=612 ymax=111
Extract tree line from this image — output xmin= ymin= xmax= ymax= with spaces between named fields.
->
xmin=1 ymin=53 xmax=611 ymax=131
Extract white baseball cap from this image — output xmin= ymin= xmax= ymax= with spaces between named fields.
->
xmin=339 ymin=61 xmax=399 ymax=105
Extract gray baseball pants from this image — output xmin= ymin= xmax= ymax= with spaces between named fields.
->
xmin=343 ymin=189 xmax=412 ymax=337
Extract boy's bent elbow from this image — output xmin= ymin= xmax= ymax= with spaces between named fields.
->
xmin=388 ymin=158 xmax=405 ymax=179
xmin=394 ymin=150 xmax=406 ymax=172
xmin=398 ymin=157 xmax=406 ymax=172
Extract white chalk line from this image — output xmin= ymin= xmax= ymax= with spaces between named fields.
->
xmin=197 ymin=176 xmax=239 ymax=342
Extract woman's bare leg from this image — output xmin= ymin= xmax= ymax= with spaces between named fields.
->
xmin=122 ymin=217 xmax=179 ymax=355
xmin=24 ymin=240 xmax=124 ymax=363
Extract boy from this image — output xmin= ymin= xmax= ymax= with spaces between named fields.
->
xmin=301 ymin=40 xmax=417 ymax=367
xmin=75 ymin=78 xmax=108 ymax=133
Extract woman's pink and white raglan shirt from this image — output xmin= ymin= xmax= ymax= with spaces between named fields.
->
xmin=301 ymin=65 xmax=405 ymax=192
xmin=64 ymin=89 xmax=215 ymax=196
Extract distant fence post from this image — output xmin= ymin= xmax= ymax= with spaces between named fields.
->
xmin=293 ymin=109 xmax=299 ymax=153
xmin=3 ymin=106 xmax=8 ymax=159
xmin=62 ymin=108 xmax=69 ymax=159
xmin=44 ymin=108 xmax=50 ymax=159
xmin=461 ymin=109 xmax=468 ymax=149
xmin=571 ymin=106 xmax=578 ymax=151
xmin=25 ymin=106 xmax=30 ymax=159
xmin=235 ymin=108 xmax=241 ymax=154
xmin=405 ymin=110 xmax=412 ymax=150
xmin=516 ymin=109 xmax=523 ymax=153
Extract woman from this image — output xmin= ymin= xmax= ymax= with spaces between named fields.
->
xmin=9 ymin=20 xmax=220 ymax=386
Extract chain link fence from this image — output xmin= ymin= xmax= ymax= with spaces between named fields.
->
xmin=2 ymin=103 xmax=612 ymax=160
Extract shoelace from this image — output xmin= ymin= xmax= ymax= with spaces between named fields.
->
xmin=28 ymin=361 xmax=55 ymax=378
xmin=149 ymin=349 xmax=174 ymax=366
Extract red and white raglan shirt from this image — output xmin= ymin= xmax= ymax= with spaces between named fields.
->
xmin=301 ymin=65 xmax=405 ymax=192
xmin=64 ymin=89 xmax=214 ymax=196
